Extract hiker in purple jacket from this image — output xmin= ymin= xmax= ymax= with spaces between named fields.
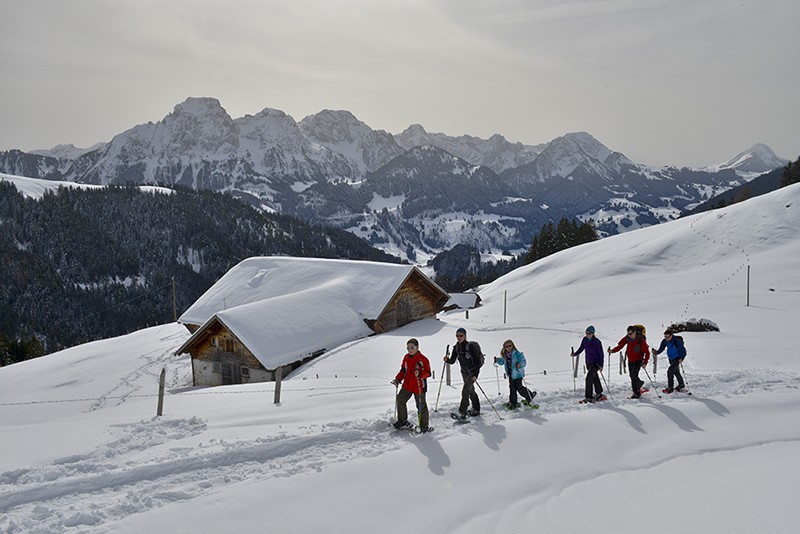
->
xmin=572 ymin=325 xmax=605 ymax=402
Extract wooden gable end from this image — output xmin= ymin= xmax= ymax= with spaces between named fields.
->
xmin=371 ymin=269 xmax=449 ymax=333
xmin=185 ymin=320 xmax=271 ymax=387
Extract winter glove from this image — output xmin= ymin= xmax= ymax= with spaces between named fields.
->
xmin=391 ymin=379 xmax=399 ymax=386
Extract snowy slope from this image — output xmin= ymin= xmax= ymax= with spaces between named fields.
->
xmin=1 ymin=184 xmax=799 ymax=533
xmin=0 ymin=172 xmax=174 ymax=198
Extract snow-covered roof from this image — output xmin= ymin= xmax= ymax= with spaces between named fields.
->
xmin=179 ymin=257 xmax=428 ymax=326
xmin=178 ymin=256 xmax=446 ymax=369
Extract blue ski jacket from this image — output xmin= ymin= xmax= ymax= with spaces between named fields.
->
xmin=494 ymin=349 xmax=526 ymax=380
xmin=574 ymin=336 xmax=604 ymax=367
xmin=654 ymin=336 xmax=686 ymax=361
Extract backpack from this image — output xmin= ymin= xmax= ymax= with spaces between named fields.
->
xmin=632 ymin=324 xmax=647 ymax=338
xmin=674 ymin=335 xmax=687 ymax=359
xmin=468 ymin=341 xmax=485 ymax=368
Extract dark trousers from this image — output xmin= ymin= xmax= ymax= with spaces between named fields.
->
xmin=396 ymin=388 xmax=429 ymax=429
xmin=585 ymin=362 xmax=603 ymax=398
xmin=667 ymin=359 xmax=685 ymax=389
xmin=459 ymin=374 xmax=480 ymax=414
xmin=509 ymin=377 xmax=533 ymax=404
xmin=628 ymin=360 xmax=644 ymax=394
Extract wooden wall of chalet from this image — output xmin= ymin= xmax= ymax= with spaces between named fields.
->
xmin=372 ymin=271 xmax=448 ymax=333
xmin=189 ymin=321 xmax=272 ymax=386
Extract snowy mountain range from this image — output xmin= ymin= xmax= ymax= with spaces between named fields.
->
xmin=0 ymin=97 xmax=789 ymax=261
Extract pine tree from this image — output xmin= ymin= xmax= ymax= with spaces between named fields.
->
xmin=780 ymin=157 xmax=800 ymax=188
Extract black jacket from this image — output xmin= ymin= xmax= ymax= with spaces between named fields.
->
xmin=448 ymin=340 xmax=482 ymax=378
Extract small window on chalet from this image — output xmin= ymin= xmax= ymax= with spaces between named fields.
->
xmin=225 ymin=339 xmax=235 ymax=353
xmin=241 ymin=367 xmax=250 ymax=378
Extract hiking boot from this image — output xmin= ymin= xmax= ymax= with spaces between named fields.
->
xmin=529 ymin=390 xmax=538 ymax=400
xmin=467 ymin=409 xmax=481 ymax=417
xmin=419 ymin=426 xmax=433 ymax=433
xmin=393 ymin=420 xmax=411 ymax=429
xmin=675 ymin=385 xmax=685 ymax=392
xmin=504 ymin=402 xmax=519 ymax=410
xmin=662 ymin=387 xmax=674 ymax=394
xmin=583 ymin=397 xmax=595 ymax=404
xmin=594 ymin=393 xmax=604 ymax=401
xmin=522 ymin=399 xmax=534 ymax=407
xmin=630 ymin=392 xmax=641 ymax=399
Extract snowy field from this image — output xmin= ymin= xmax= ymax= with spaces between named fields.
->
xmin=2 ymin=184 xmax=800 ymax=533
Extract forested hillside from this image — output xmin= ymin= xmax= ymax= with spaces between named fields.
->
xmin=0 ymin=183 xmax=398 ymax=363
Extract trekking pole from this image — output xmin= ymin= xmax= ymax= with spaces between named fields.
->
xmin=680 ymin=362 xmax=693 ymax=395
xmin=394 ymin=383 xmax=398 ymax=419
xmin=434 ymin=345 xmax=449 ymax=412
xmin=599 ymin=369 xmax=613 ymax=401
xmin=474 ymin=380 xmax=504 ymax=421
xmin=522 ymin=377 xmax=537 ymax=403
xmin=571 ymin=347 xmax=577 ymax=392
xmin=416 ymin=372 xmax=424 ymax=429
xmin=495 ymin=360 xmax=501 ymax=395
xmin=642 ymin=365 xmax=661 ymax=399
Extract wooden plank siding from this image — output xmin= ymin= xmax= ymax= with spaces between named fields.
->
xmin=371 ymin=270 xmax=449 ymax=333
xmin=188 ymin=320 xmax=272 ymax=386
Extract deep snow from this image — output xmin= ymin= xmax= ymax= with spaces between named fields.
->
xmin=1 ymin=184 xmax=800 ymax=534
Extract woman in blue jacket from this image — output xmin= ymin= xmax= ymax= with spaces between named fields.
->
xmin=494 ymin=339 xmax=535 ymax=409
xmin=652 ymin=329 xmax=687 ymax=393
xmin=572 ymin=325 xmax=605 ymax=402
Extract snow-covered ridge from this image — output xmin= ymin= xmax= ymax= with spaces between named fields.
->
xmin=0 ymin=172 xmax=174 ymax=199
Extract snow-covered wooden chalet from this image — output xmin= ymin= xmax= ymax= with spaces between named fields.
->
xmin=175 ymin=257 xmax=450 ymax=386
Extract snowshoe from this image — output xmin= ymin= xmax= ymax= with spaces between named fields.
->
xmin=662 ymin=388 xmax=674 ymax=394
xmin=466 ymin=409 xmax=481 ymax=417
xmin=579 ymin=397 xmax=595 ymax=404
xmin=504 ymin=402 xmax=519 ymax=410
xmin=392 ymin=420 xmax=414 ymax=430
xmin=450 ymin=412 xmax=469 ymax=423
xmin=521 ymin=399 xmax=540 ymax=409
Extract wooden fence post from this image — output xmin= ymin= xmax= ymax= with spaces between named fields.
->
xmin=157 ymin=367 xmax=166 ymax=416
xmin=274 ymin=366 xmax=282 ymax=404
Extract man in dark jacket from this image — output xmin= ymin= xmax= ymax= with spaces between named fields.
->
xmin=572 ymin=325 xmax=605 ymax=402
xmin=446 ymin=327 xmax=482 ymax=419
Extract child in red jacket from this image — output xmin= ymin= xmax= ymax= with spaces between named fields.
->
xmin=608 ymin=325 xmax=650 ymax=398
xmin=392 ymin=338 xmax=432 ymax=432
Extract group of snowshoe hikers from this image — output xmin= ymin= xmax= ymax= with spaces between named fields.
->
xmin=392 ymin=324 xmax=688 ymax=432
xmin=574 ymin=324 xmax=688 ymax=404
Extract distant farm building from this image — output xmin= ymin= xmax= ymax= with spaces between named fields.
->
xmin=175 ymin=257 xmax=449 ymax=386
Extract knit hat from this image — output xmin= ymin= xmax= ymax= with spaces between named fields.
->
xmin=586 ymin=325 xmax=595 ymax=334
xmin=456 ymin=327 xmax=467 ymax=336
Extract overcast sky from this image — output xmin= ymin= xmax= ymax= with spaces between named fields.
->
xmin=1 ymin=0 xmax=797 ymax=167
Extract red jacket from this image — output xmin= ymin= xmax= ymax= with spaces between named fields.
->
xmin=610 ymin=335 xmax=650 ymax=365
xmin=395 ymin=352 xmax=431 ymax=394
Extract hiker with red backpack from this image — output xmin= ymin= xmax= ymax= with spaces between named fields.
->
xmin=608 ymin=325 xmax=650 ymax=398
xmin=652 ymin=329 xmax=687 ymax=393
